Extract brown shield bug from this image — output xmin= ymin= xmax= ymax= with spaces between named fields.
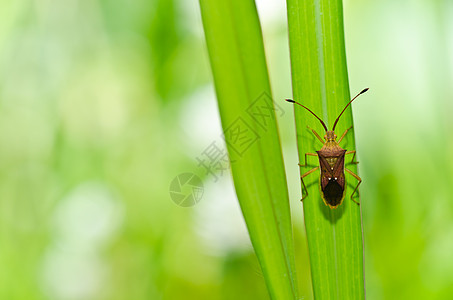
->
xmin=286 ymin=88 xmax=368 ymax=208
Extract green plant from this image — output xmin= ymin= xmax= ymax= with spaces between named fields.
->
xmin=199 ymin=0 xmax=364 ymax=298
xmin=199 ymin=0 xmax=298 ymax=299
xmin=286 ymin=0 xmax=365 ymax=298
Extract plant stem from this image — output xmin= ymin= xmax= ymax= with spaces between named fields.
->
xmin=199 ymin=0 xmax=298 ymax=298
xmin=286 ymin=0 xmax=365 ymax=298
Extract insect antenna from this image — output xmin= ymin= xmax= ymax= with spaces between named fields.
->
xmin=332 ymin=88 xmax=369 ymax=131
xmin=286 ymin=99 xmax=328 ymax=132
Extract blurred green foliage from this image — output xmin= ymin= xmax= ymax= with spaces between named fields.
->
xmin=0 ymin=0 xmax=452 ymax=299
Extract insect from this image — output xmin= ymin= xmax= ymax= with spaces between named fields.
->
xmin=286 ymin=88 xmax=369 ymax=208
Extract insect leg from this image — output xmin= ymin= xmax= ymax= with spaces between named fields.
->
xmin=300 ymin=166 xmax=319 ymax=201
xmin=345 ymin=168 xmax=362 ymax=205
xmin=307 ymin=126 xmax=324 ymax=144
xmin=298 ymin=152 xmax=318 ymax=167
xmin=338 ymin=126 xmax=353 ymax=144
xmin=345 ymin=150 xmax=358 ymax=164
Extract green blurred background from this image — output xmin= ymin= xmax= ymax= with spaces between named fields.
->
xmin=1 ymin=0 xmax=452 ymax=299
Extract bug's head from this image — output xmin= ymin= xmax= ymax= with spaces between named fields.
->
xmin=285 ymin=88 xmax=369 ymax=134
xmin=325 ymin=131 xmax=337 ymax=142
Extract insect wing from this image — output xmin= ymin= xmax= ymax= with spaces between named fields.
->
xmin=317 ymin=150 xmax=347 ymax=208
xmin=331 ymin=151 xmax=346 ymax=189
xmin=317 ymin=154 xmax=334 ymax=190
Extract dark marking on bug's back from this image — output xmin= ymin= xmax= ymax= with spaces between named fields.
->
xmin=323 ymin=181 xmax=344 ymax=207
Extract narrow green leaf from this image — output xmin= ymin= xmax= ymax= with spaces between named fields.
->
xmin=199 ymin=1 xmax=298 ymax=299
xmin=286 ymin=0 xmax=365 ymax=299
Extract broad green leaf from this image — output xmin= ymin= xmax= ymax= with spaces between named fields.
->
xmin=199 ymin=0 xmax=298 ymax=299
xmin=286 ymin=0 xmax=365 ymax=299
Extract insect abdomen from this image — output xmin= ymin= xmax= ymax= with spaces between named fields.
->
xmin=322 ymin=181 xmax=345 ymax=208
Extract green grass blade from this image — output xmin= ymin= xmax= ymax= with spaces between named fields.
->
xmin=199 ymin=1 xmax=298 ymax=299
xmin=286 ymin=0 xmax=365 ymax=299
